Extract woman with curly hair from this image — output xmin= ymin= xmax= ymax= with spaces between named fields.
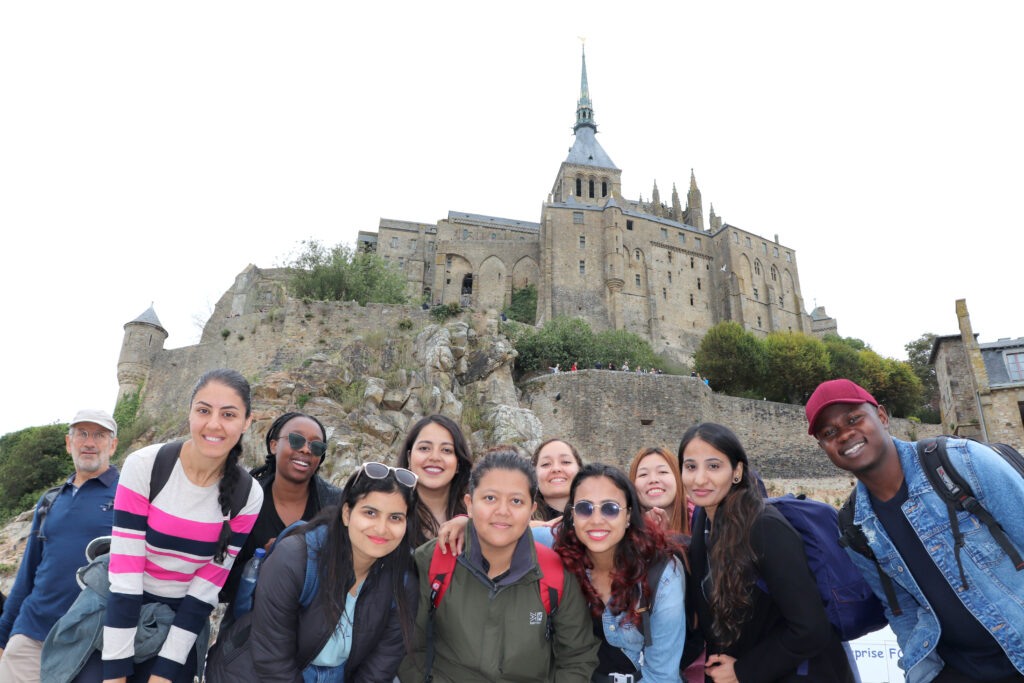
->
xmin=219 ymin=411 xmax=342 ymax=613
xmin=552 ymin=463 xmax=687 ymax=683
xmin=679 ymin=423 xmax=853 ymax=683
xmin=396 ymin=415 xmax=473 ymax=547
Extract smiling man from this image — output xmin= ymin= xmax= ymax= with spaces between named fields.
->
xmin=807 ymin=379 xmax=1024 ymax=683
xmin=0 ymin=409 xmax=119 ymax=683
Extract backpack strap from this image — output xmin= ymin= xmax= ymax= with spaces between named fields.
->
xmin=837 ymin=490 xmax=902 ymax=616
xmin=34 ymin=485 xmax=64 ymax=542
xmin=150 ymin=441 xmax=252 ymax=518
xmin=424 ymin=543 xmax=458 ymax=683
xmin=918 ymin=437 xmax=1024 ymax=587
xmin=534 ymin=542 xmax=563 ymax=642
xmin=149 ymin=441 xmax=183 ymax=502
xmin=640 ymin=556 xmax=670 ymax=648
xmin=298 ymin=525 xmax=320 ymax=609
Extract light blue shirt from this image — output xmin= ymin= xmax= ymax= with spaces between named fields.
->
xmin=532 ymin=525 xmax=686 ymax=682
xmin=311 ymin=583 xmax=361 ymax=667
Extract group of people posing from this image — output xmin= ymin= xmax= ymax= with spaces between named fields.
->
xmin=1 ymin=370 xmax=1023 ymax=683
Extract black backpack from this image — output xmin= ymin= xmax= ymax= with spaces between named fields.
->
xmin=838 ymin=436 xmax=1024 ymax=615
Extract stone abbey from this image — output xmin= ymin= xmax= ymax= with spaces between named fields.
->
xmin=358 ymin=48 xmax=837 ymax=362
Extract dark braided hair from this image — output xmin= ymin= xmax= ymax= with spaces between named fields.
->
xmin=251 ymin=411 xmax=328 ymax=483
xmin=190 ymin=368 xmax=252 ymax=564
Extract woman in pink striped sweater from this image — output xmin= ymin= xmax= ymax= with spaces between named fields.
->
xmin=74 ymin=369 xmax=263 ymax=683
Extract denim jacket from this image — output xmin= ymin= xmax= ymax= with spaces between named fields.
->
xmin=599 ymin=556 xmax=686 ymax=683
xmin=845 ymin=437 xmax=1024 ymax=683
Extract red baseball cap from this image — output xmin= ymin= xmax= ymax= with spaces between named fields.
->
xmin=805 ymin=379 xmax=878 ymax=435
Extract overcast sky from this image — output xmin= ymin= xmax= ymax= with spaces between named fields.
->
xmin=2 ymin=1 xmax=1020 ymax=437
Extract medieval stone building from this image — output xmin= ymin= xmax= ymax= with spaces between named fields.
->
xmin=930 ymin=299 xmax=1024 ymax=448
xmin=359 ymin=48 xmax=836 ymax=362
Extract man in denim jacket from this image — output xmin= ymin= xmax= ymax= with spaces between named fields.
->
xmin=807 ymin=379 xmax=1024 ymax=683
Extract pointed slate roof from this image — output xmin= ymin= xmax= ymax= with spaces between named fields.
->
xmin=565 ymin=46 xmax=617 ymax=170
xmin=127 ymin=304 xmax=165 ymax=331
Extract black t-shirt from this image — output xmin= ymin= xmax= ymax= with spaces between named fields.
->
xmin=870 ymin=480 xmax=1017 ymax=680
xmin=220 ymin=476 xmax=319 ymax=605
xmin=591 ymin=613 xmax=639 ymax=678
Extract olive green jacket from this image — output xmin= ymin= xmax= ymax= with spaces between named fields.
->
xmin=398 ymin=525 xmax=599 ymax=682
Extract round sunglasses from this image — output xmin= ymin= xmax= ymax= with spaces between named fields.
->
xmin=357 ymin=461 xmax=419 ymax=489
xmin=572 ymin=500 xmax=625 ymax=519
xmin=285 ymin=432 xmax=328 ymax=458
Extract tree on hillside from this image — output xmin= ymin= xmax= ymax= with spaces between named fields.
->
xmin=905 ymin=332 xmax=940 ymax=421
xmin=0 ymin=425 xmax=69 ymax=517
xmin=823 ymin=335 xmax=862 ymax=383
xmin=694 ymin=322 xmax=765 ymax=395
xmin=287 ymin=240 xmax=408 ymax=305
xmin=506 ymin=317 xmax=664 ymax=376
xmin=763 ymin=332 xmax=830 ymax=404
xmin=504 ymin=284 xmax=537 ymax=325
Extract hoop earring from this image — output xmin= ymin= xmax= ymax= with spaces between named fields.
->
xmin=732 ymin=477 xmax=740 ymax=484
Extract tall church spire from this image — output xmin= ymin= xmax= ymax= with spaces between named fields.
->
xmin=574 ymin=45 xmax=596 ymax=133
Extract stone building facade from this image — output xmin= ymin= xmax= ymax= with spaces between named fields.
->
xmin=930 ymin=299 xmax=1024 ymax=448
xmin=360 ymin=48 xmax=836 ymax=362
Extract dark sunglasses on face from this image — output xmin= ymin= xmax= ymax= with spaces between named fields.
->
xmin=572 ymin=500 xmax=625 ymax=519
xmin=357 ymin=461 xmax=419 ymax=489
xmin=286 ymin=432 xmax=328 ymax=458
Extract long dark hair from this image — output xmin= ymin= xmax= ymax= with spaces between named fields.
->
xmin=299 ymin=466 xmax=418 ymax=648
xmin=191 ymin=368 xmax=251 ymax=564
xmin=396 ymin=415 xmax=472 ymax=545
xmin=678 ymin=422 xmax=764 ymax=647
xmin=250 ymin=411 xmax=328 ymax=483
xmin=531 ymin=438 xmax=583 ymax=520
xmin=553 ymin=463 xmax=679 ymax=626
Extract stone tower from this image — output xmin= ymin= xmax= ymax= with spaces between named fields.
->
xmin=117 ymin=305 xmax=168 ymax=402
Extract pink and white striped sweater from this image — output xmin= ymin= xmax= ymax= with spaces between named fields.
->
xmin=103 ymin=443 xmax=262 ymax=680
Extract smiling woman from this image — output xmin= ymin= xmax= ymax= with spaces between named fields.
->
xmin=218 ymin=411 xmax=343 ymax=616
xmin=398 ymin=447 xmax=600 ymax=682
xmin=68 ymin=369 xmax=265 ymax=683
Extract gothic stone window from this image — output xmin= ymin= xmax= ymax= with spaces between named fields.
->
xmin=626 ymin=219 xmax=634 ymax=231
xmin=762 ymin=243 xmax=768 ymax=255
xmin=753 ymin=287 xmax=759 ymax=300
xmin=589 ymin=179 xmax=595 ymax=198
xmin=771 ymin=265 xmax=778 ymax=281
xmin=694 ymin=237 xmax=702 ymax=248
xmin=635 ymin=249 xmax=642 ymax=260
xmin=576 ymin=178 xmax=583 ymax=196
xmin=635 ymin=274 xmax=641 ymax=287
xmin=697 ymin=278 xmax=701 ymax=291
xmin=678 ymin=233 xmax=686 ymax=245
xmin=579 ymin=235 xmax=586 ymax=248
xmin=602 ymin=180 xmax=608 ymax=197
xmin=573 ymin=211 xmax=584 ymax=224
xmin=462 ymin=229 xmax=469 ymax=239
xmin=690 ymin=293 xmax=694 ymax=306
xmin=757 ymin=316 xmax=763 ymax=327
xmin=733 ymin=232 xmax=739 ymax=244
xmin=745 ymin=236 xmax=752 ymax=248
xmin=786 ymin=251 xmax=792 ymax=262
xmin=579 ymin=260 xmax=586 ymax=275
xmin=755 ymin=261 xmax=762 ymax=276
xmin=661 ymin=228 xmax=668 ymax=239
xmin=773 ymin=246 xmax=780 ymax=257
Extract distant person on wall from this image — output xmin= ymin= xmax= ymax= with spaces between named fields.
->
xmin=395 ymin=415 xmax=473 ymax=548
xmin=0 ymin=409 xmax=120 ymax=683
xmin=532 ymin=439 xmax=583 ymax=522
xmin=807 ymin=379 xmax=1024 ymax=683
xmin=219 ymin=411 xmax=342 ymax=615
xmin=72 ymin=368 xmax=264 ymax=683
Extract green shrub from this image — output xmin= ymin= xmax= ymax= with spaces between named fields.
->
xmin=430 ymin=303 xmax=462 ymax=322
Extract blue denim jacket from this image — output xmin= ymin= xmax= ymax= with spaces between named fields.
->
xmin=532 ymin=526 xmax=686 ymax=682
xmin=846 ymin=438 xmax=1024 ymax=683
xmin=599 ymin=556 xmax=686 ymax=683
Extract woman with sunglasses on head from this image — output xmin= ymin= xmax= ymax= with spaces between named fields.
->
xmin=220 ymin=412 xmax=342 ymax=615
xmin=208 ymin=461 xmax=419 ymax=683
xmin=398 ymin=447 xmax=599 ymax=682
xmin=549 ymin=463 xmax=687 ymax=683
xmin=395 ymin=415 xmax=473 ymax=547
xmin=532 ymin=438 xmax=583 ymax=521
xmin=679 ymin=423 xmax=854 ymax=683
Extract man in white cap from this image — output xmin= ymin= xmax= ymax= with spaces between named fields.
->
xmin=0 ymin=409 xmax=119 ymax=683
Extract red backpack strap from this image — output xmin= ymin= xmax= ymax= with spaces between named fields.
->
xmin=534 ymin=542 xmax=564 ymax=615
xmin=428 ymin=542 xmax=458 ymax=610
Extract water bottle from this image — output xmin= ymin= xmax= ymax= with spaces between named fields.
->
xmin=234 ymin=547 xmax=266 ymax=618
